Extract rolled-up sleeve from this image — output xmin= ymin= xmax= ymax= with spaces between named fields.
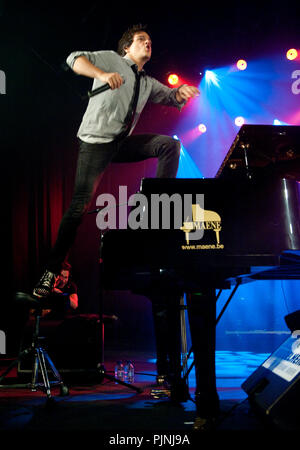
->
xmin=66 ymin=51 xmax=96 ymax=69
xmin=66 ymin=50 xmax=114 ymax=72
xmin=148 ymin=77 xmax=186 ymax=111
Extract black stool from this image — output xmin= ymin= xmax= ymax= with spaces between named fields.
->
xmin=0 ymin=292 xmax=69 ymax=401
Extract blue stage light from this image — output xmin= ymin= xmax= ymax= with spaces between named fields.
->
xmin=177 ymin=144 xmax=203 ymax=178
xmin=205 ymin=70 xmax=220 ymax=87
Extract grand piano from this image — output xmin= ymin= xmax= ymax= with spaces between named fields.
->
xmin=100 ymin=124 xmax=300 ymax=294
xmin=99 ymin=125 xmax=300 ymax=428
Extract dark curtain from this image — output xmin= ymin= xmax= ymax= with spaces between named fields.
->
xmin=3 ymin=44 xmax=80 ymax=290
xmin=0 ymin=27 xmax=84 ymax=352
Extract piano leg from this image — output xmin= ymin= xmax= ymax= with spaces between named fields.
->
xmin=149 ymin=292 xmax=189 ymax=401
xmin=186 ymin=290 xmax=220 ymax=428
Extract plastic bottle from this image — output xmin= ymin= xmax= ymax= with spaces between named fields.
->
xmin=124 ymin=360 xmax=135 ymax=383
xmin=114 ymin=361 xmax=124 ymax=382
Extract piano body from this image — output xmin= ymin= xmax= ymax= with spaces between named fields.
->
xmin=100 ymin=125 xmax=300 ymax=427
xmin=100 ymin=125 xmax=300 ymax=293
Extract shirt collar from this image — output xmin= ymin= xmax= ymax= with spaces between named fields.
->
xmin=123 ymin=55 xmax=146 ymax=76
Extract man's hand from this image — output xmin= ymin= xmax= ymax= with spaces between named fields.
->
xmin=176 ymin=84 xmax=200 ymax=103
xmin=98 ymin=72 xmax=124 ymax=90
xmin=70 ymin=293 xmax=79 ymax=310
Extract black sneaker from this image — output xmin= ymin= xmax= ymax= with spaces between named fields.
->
xmin=33 ymin=270 xmax=57 ymax=298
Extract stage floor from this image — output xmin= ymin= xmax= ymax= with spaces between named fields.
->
xmin=0 ymin=349 xmax=281 ymax=441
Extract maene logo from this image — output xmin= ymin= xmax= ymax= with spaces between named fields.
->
xmin=181 ymin=203 xmax=222 ymax=245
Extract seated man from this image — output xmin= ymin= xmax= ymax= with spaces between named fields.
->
xmin=40 ymin=261 xmax=78 ymax=320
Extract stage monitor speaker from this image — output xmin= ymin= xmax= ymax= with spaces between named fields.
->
xmin=242 ymin=332 xmax=300 ymax=430
xmin=285 ymin=309 xmax=300 ymax=332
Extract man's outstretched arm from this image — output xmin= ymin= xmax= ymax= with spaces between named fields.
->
xmin=149 ymin=77 xmax=200 ymax=110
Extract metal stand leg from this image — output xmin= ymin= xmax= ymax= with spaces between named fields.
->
xmin=0 ymin=348 xmax=31 ymax=385
xmin=0 ymin=310 xmax=69 ymax=400
xmin=38 ymin=347 xmax=52 ymax=398
xmin=180 ymin=295 xmax=189 ymax=380
xmin=31 ymin=346 xmax=39 ymax=390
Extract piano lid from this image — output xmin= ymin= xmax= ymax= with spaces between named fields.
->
xmin=216 ymin=124 xmax=300 ymax=179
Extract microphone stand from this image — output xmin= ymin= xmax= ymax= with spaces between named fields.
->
xmin=88 ymin=208 xmax=142 ymax=393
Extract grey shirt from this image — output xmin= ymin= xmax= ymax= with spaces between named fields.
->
xmin=66 ymin=50 xmax=184 ymax=144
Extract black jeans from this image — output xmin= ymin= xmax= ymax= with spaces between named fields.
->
xmin=47 ymin=134 xmax=181 ymax=273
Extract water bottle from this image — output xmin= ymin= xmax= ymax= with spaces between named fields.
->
xmin=124 ymin=360 xmax=135 ymax=383
xmin=114 ymin=361 xmax=124 ymax=382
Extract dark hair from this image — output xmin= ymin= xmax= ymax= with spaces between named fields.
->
xmin=61 ymin=261 xmax=71 ymax=272
xmin=117 ymin=24 xmax=149 ymax=56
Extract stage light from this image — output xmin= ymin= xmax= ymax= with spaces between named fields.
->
xmin=173 ymin=134 xmax=179 ymax=140
xmin=236 ymin=59 xmax=247 ymax=70
xmin=168 ymin=74 xmax=179 ymax=85
xmin=273 ymin=119 xmax=289 ymax=125
xmin=198 ymin=124 xmax=207 ymax=133
xmin=286 ymin=49 xmax=298 ymax=60
xmin=204 ymin=70 xmax=220 ymax=86
xmin=235 ymin=116 xmax=245 ymax=126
